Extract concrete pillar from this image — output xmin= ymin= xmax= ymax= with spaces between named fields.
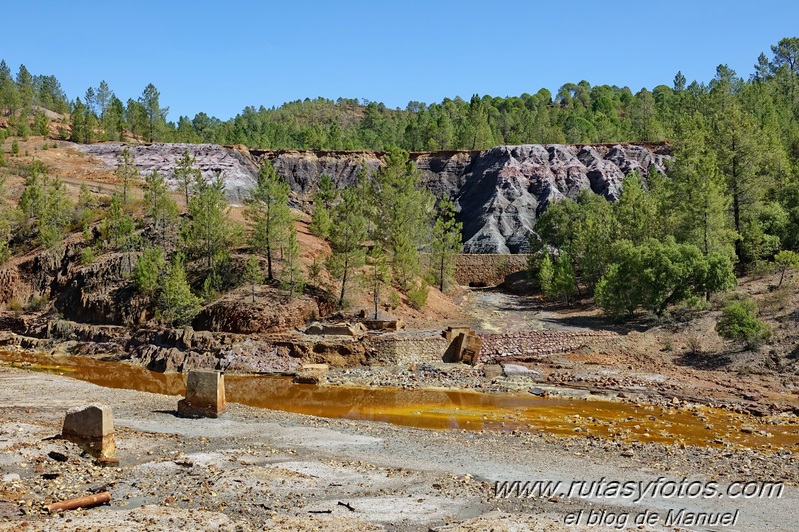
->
xmin=177 ymin=370 xmax=226 ymax=418
xmin=62 ymin=404 xmax=116 ymax=459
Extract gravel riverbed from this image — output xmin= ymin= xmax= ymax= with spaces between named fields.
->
xmin=2 ymin=365 xmax=799 ymax=531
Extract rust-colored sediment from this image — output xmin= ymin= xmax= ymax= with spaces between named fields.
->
xmin=2 ymin=350 xmax=796 ymax=451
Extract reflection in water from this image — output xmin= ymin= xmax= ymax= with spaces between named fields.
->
xmin=2 ymin=350 xmax=798 ymax=451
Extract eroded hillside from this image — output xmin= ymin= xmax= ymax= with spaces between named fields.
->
xmin=81 ymin=142 xmax=670 ymax=253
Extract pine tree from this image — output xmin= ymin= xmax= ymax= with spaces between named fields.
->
xmin=244 ymin=160 xmax=291 ymax=280
xmin=33 ymin=109 xmax=49 ymax=136
xmin=70 ymin=98 xmax=86 ymax=143
xmin=669 ymin=115 xmax=735 ymax=258
xmin=430 ymin=194 xmax=463 ymax=293
xmin=143 ymin=169 xmax=179 ymax=247
xmin=133 ymin=247 xmax=166 ymax=295
xmin=709 ymin=100 xmax=764 ymax=264
xmin=538 ymin=253 xmax=555 ymax=298
xmin=370 ymin=148 xmax=434 ymax=289
xmin=242 ymin=254 xmax=264 ymax=303
xmin=327 ymin=186 xmax=367 ymax=307
xmin=280 ymin=229 xmax=304 ymax=297
xmin=185 ymin=172 xmax=236 ymax=273
xmin=101 ymin=194 xmax=135 ymax=250
xmin=173 ymin=150 xmax=201 ymax=208
xmin=116 ymin=147 xmax=138 ymax=205
xmin=309 ymin=173 xmax=336 ymax=238
xmin=159 ymin=255 xmax=201 ymax=327
xmin=139 ymin=83 xmax=168 ymax=142
xmin=365 ymin=243 xmax=390 ymax=319
xmin=615 ymin=172 xmax=657 ymax=244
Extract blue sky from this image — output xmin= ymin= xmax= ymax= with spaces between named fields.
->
xmin=1 ymin=1 xmax=797 ymax=121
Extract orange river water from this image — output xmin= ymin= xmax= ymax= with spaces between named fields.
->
xmin=2 ymin=350 xmax=798 ymax=452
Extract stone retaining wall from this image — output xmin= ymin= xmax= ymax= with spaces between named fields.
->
xmin=453 ymin=254 xmax=529 ymax=287
xmin=479 ymin=331 xmax=617 ymax=363
xmin=366 ymin=333 xmax=450 ymax=365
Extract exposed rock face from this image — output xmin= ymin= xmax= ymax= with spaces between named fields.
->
xmin=78 ymin=143 xmax=259 ymax=204
xmin=255 ymin=144 xmax=670 ymax=253
xmin=54 ymin=252 xmax=152 ymax=325
xmin=455 ymin=144 xmax=669 ymax=252
xmin=192 ymin=288 xmax=320 ymax=334
xmin=78 ymin=142 xmax=669 ymax=253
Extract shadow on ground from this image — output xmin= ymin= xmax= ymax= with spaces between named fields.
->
xmin=676 ymin=351 xmax=732 ymax=370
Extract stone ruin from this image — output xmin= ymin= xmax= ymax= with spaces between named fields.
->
xmin=443 ymin=327 xmax=484 ymax=365
xmin=178 ymin=370 xmax=226 ymax=418
xmin=61 ymin=404 xmax=116 ymax=460
xmin=293 ymin=363 xmax=329 ymax=385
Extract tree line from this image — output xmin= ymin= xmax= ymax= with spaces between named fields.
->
xmin=522 ymin=39 xmax=799 ymax=328
xmin=0 ymin=37 xmax=797 ymax=161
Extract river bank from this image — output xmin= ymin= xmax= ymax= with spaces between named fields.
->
xmin=2 ymin=360 xmax=799 ymax=530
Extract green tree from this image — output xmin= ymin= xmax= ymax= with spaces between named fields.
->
xmin=117 ymin=147 xmax=138 ymax=205
xmin=774 ymin=250 xmax=799 ymax=287
xmin=244 ymin=160 xmax=291 ymax=280
xmin=173 ymin=150 xmax=201 ymax=208
xmin=370 ymin=149 xmax=434 ymax=288
xmin=327 ymin=186 xmax=367 ymax=307
xmin=595 ymin=239 xmax=735 ymax=319
xmin=18 ymin=164 xmax=72 ymax=252
xmin=101 ymin=194 xmax=136 ymax=250
xmin=365 ymin=243 xmax=390 ymax=319
xmin=70 ymin=98 xmax=86 ymax=142
xmin=185 ymin=172 xmax=237 ymax=272
xmin=143 ymin=169 xmax=179 ymax=246
xmin=309 ymin=173 xmax=336 ymax=238
xmin=594 ymin=241 xmax=645 ymax=319
xmin=429 ymin=194 xmax=463 ymax=292
xmin=96 ymin=80 xmax=111 ymax=120
xmin=242 ymin=254 xmax=264 ymax=303
xmin=710 ymin=100 xmax=765 ymax=264
xmin=159 ymin=255 xmax=201 ymax=327
xmin=133 ymin=247 xmax=166 ymax=295
xmin=33 ymin=108 xmax=49 ymax=136
xmin=615 ymin=172 xmax=657 ymax=244
xmin=0 ymin=176 xmax=11 ymax=264
xmin=538 ymin=253 xmax=555 ymax=299
xmin=280 ymin=229 xmax=304 ymax=297
xmin=139 ymin=83 xmax=168 ymax=142
xmin=716 ymin=299 xmax=770 ymax=349
xmin=668 ymin=116 xmax=735 ymax=258
xmin=552 ymin=252 xmax=577 ymax=305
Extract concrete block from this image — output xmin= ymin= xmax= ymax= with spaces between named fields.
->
xmin=62 ymin=404 xmax=116 ymax=459
xmin=443 ymin=332 xmax=483 ymax=365
xmin=177 ymin=370 xmax=226 ymax=418
xmin=461 ymin=334 xmax=483 ymax=366
xmin=444 ymin=326 xmax=475 ymax=342
xmin=293 ymin=363 xmax=329 ymax=384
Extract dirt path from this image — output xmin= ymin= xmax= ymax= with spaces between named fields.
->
xmin=2 ymin=367 xmax=798 ymax=531
xmin=460 ymin=288 xmax=609 ymax=334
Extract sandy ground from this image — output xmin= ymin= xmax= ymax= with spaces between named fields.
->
xmin=1 ymin=366 xmax=798 ymax=531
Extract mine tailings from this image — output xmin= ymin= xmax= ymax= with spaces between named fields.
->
xmin=2 ymin=350 xmax=797 ymax=452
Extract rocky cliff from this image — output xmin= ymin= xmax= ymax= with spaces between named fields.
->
xmin=254 ymin=144 xmax=670 ymax=253
xmin=80 ymin=142 xmax=670 ymax=253
xmin=79 ymin=143 xmax=260 ymax=204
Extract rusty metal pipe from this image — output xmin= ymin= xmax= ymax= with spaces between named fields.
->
xmin=46 ymin=491 xmax=111 ymax=512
